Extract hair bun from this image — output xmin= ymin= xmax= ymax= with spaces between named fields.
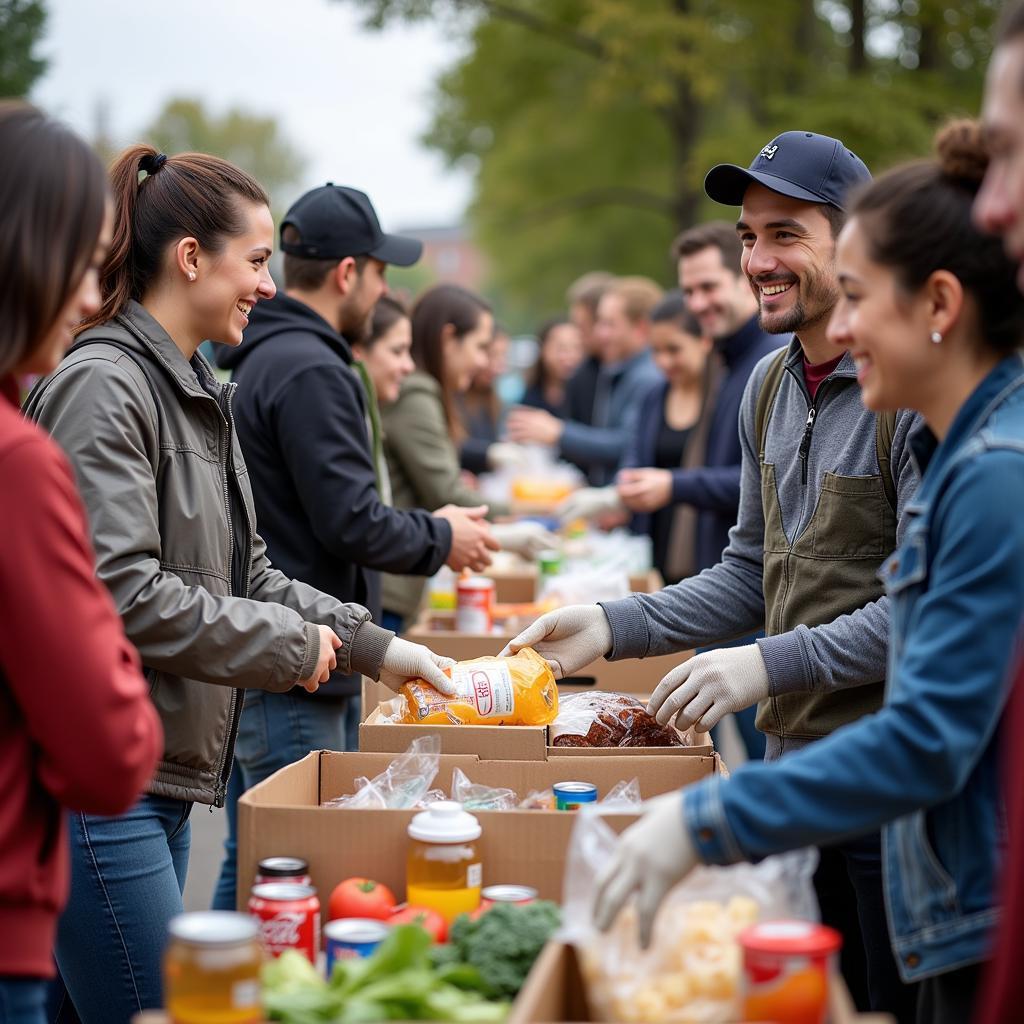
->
xmin=934 ymin=119 xmax=988 ymax=186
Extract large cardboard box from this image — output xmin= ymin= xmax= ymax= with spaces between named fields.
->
xmin=484 ymin=567 xmax=664 ymax=605
xmin=358 ymin=677 xmax=714 ymax=760
xmin=510 ymin=940 xmax=894 ymax=1023
xmin=236 ymin=750 xmax=719 ymax=914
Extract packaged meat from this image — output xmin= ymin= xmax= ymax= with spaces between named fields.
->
xmin=550 ymin=691 xmax=685 ymax=748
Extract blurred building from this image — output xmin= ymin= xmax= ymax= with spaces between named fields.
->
xmin=401 ymin=224 xmax=488 ymax=292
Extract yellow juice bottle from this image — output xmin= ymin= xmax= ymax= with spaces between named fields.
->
xmin=406 ymin=802 xmax=482 ymax=924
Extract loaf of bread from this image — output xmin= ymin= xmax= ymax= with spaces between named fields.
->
xmin=550 ymin=692 xmax=684 ymax=748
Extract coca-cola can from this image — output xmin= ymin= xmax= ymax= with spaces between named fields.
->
xmin=249 ymin=882 xmax=320 ymax=963
xmin=255 ymin=856 xmax=311 ymax=887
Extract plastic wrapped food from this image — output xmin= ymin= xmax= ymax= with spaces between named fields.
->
xmin=550 ymin=692 xmax=685 ymax=748
xmin=394 ymin=647 xmax=559 ymax=727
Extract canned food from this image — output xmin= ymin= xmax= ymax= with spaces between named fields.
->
xmin=480 ymin=884 xmax=538 ymax=909
xmin=455 ymin=576 xmax=495 ymax=633
xmin=164 ymin=911 xmax=262 ymax=1024
xmin=740 ymin=920 xmax=842 ymax=1024
xmin=553 ymin=781 xmax=598 ymax=810
xmin=325 ymin=918 xmax=390 ymax=975
xmin=255 ymin=856 xmax=311 ymax=887
xmin=249 ymin=882 xmax=320 ymax=963
xmin=537 ymin=549 xmax=563 ymax=577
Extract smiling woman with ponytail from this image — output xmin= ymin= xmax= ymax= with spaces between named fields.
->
xmin=23 ymin=144 xmax=453 ymax=1023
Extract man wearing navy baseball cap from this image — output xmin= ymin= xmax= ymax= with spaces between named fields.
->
xmin=505 ymin=132 xmax=921 ymax=1022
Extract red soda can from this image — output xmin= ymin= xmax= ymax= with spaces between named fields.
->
xmin=249 ymin=882 xmax=320 ymax=963
xmin=255 ymin=856 xmax=311 ymax=887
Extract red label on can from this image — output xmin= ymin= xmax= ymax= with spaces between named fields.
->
xmin=249 ymin=883 xmax=320 ymax=963
xmin=456 ymin=577 xmax=494 ymax=633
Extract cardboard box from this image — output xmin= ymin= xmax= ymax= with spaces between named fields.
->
xmin=510 ymin=939 xmax=894 ymax=1024
xmin=484 ymin=567 xmax=664 ymax=605
xmin=237 ymin=750 xmax=719 ymax=914
xmin=358 ymin=677 xmax=714 ymax=760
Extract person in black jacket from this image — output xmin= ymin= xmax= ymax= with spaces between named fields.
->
xmin=210 ymin=184 xmax=497 ymax=910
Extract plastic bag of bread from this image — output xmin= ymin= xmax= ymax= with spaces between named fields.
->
xmin=392 ymin=647 xmax=559 ymax=726
xmin=550 ymin=691 xmax=687 ymax=748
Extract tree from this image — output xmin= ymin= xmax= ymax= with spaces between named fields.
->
xmin=0 ymin=0 xmax=47 ymax=98
xmin=340 ymin=0 xmax=999 ymax=324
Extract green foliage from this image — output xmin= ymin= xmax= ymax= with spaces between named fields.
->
xmin=0 ymin=0 xmax=47 ymax=98
xmin=340 ymin=0 xmax=1001 ymax=320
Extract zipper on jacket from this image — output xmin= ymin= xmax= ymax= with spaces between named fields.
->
xmin=798 ymin=406 xmax=816 ymax=485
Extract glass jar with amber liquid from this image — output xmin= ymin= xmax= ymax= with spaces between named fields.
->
xmin=164 ymin=912 xmax=262 ymax=1024
xmin=406 ymin=801 xmax=482 ymax=924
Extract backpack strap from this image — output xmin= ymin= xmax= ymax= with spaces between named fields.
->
xmin=875 ymin=409 xmax=898 ymax=512
xmin=753 ymin=348 xmax=788 ymax=461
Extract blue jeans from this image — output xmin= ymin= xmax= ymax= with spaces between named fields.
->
xmin=381 ymin=611 xmax=404 ymax=634
xmin=0 ymin=978 xmax=47 ymax=1024
xmin=49 ymin=794 xmax=192 ymax=1024
xmin=211 ymin=688 xmax=349 ymax=911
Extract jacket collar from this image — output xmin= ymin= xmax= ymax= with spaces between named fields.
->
xmin=599 ymin=348 xmax=652 ymax=379
xmin=717 ymin=315 xmax=780 ymax=368
xmin=782 ymin=335 xmax=858 ymax=379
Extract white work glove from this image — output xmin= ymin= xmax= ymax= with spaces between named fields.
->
xmin=378 ymin=636 xmax=457 ymax=695
xmin=499 ymin=604 xmax=612 ymax=678
xmin=556 ymin=486 xmax=623 ymax=524
xmin=490 ymin=521 xmax=561 ymax=560
xmin=593 ymin=790 xmax=699 ymax=949
xmin=647 ymin=645 xmax=771 ymax=733
xmin=486 ymin=441 xmax=530 ymax=472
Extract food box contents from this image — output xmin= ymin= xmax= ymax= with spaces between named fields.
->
xmin=392 ymin=648 xmax=559 ymax=727
xmin=407 ymin=802 xmax=484 ymax=924
xmin=553 ymin=781 xmax=598 ymax=810
xmin=550 ymin=691 xmax=686 ymax=748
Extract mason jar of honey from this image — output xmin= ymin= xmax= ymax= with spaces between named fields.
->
xmin=406 ymin=801 xmax=482 ymax=924
xmin=164 ymin=911 xmax=262 ymax=1024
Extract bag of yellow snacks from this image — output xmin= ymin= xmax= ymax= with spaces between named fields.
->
xmin=395 ymin=647 xmax=559 ymax=726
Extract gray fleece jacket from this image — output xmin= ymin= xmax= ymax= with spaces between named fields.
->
xmin=601 ymin=338 xmax=920 ymax=753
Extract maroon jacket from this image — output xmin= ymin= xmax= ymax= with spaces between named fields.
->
xmin=0 ymin=376 xmax=161 ymax=977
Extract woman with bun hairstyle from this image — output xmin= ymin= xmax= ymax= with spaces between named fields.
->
xmin=24 ymin=146 xmax=454 ymax=1023
xmin=0 ymin=103 xmax=161 ymax=1024
xmin=591 ymin=121 xmax=1024 ymax=1024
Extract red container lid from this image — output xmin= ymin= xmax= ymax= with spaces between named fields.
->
xmin=740 ymin=920 xmax=842 ymax=956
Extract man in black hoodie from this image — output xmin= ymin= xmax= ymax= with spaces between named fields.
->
xmin=210 ymin=184 xmax=497 ymax=910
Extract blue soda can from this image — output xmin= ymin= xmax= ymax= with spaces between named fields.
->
xmin=324 ymin=918 xmax=390 ymax=975
xmin=553 ymin=781 xmax=598 ymax=811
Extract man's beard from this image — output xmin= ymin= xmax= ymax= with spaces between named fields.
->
xmin=756 ymin=269 xmax=839 ymax=337
xmin=340 ymin=304 xmax=372 ymax=344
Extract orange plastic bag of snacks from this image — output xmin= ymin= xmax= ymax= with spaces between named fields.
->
xmin=395 ymin=647 xmax=559 ymax=726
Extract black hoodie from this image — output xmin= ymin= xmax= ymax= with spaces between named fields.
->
xmin=217 ymin=294 xmax=451 ymax=698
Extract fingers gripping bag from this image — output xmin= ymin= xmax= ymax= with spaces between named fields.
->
xmin=396 ymin=647 xmax=559 ymax=726
xmin=561 ymin=810 xmax=819 ymax=1023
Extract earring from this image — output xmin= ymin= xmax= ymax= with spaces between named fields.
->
xmin=187 ymin=272 xmax=196 ymax=282
xmin=930 ymin=331 xmax=942 ymax=345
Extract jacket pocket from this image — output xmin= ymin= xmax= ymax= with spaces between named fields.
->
xmin=809 ymin=472 xmax=895 ymax=559
xmin=880 ymin=528 xmax=929 ymax=596
xmin=891 ymin=811 xmax=960 ymax=930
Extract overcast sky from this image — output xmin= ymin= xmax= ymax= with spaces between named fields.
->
xmin=31 ymin=0 xmax=473 ymax=230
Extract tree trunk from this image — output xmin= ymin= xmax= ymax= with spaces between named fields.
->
xmin=850 ymin=0 xmax=866 ymax=73
xmin=665 ymin=0 xmax=701 ymax=231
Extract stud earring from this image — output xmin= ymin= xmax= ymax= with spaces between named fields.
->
xmin=187 ymin=272 xmax=196 ymax=282
xmin=930 ymin=331 xmax=942 ymax=345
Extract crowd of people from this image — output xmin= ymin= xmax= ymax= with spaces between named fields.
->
xmin=4 ymin=4 xmax=1024 ymax=1023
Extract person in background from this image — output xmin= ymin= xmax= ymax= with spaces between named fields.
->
xmin=0 ymin=102 xmax=161 ymax=1024
xmin=505 ymin=277 xmax=663 ymax=484
xmin=561 ymin=271 xmax=614 ymax=437
xmin=521 ymin=316 xmax=584 ymax=417
xmin=24 ymin=149 xmax=455 ymax=1024
xmin=381 ymin=284 xmax=557 ymax=632
xmin=594 ymin=120 xmax=1024 ymax=1024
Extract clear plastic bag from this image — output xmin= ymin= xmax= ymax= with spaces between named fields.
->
xmin=322 ymin=735 xmax=441 ymax=809
xmin=600 ymin=777 xmax=641 ymax=808
xmin=561 ymin=810 xmax=819 ymax=1022
xmin=450 ymin=767 xmax=518 ymax=811
xmin=551 ymin=691 xmax=689 ymax=748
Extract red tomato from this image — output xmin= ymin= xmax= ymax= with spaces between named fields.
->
xmin=390 ymin=904 xmax=447 ymax=942
xmin=328 ymin=877 xmax=397 ymax=921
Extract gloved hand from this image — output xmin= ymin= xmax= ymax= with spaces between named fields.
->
xmin=647 ymin=645 xmax=771 ymax=732
xmin=486 ymin=441 xmax=530 ymax=472
xmin=378 ymin=636 xmax=457 ymax=695
xmin=498 ymin=604 xmax=612 ymax=678
xmin=490 ymin=521 xmax=561 ymax=560
xmin=593 ymin=790 xmax=699 ymax=949
xmin=556 ymin=486 xmax=623 ymax=524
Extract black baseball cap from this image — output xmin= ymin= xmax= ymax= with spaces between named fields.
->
xmin=279 ymin=184 xmax=423 ymax=266
xmin=704 ymin=131 xmax=871 ymax=211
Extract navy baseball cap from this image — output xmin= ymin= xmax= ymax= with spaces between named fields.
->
xmin=704 ymin=131 xmax=871 ymax=210
xmin=280 ymin=184 xmax=422 ymax=266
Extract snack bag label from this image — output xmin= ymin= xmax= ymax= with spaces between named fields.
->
xmin=452 ymin=662 xmax=515 ymax=718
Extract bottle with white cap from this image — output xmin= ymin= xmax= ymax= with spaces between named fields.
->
xmin=406 ymin=800 xmax=483 ymax=924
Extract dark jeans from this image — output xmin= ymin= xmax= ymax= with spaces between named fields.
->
xmin=0 ymin=978 xmax=47 ymax=1024
xmin=381 ymin=610 xmax=404 ymax=634
xmin=815 ymin=833 xmax=919 ymax=1024
xmin=916 ymin=961 xmax=981 ymax=1024
xmin=211 ymin=688 xmax=350 ymax=911
xmin=49 ymin=794 xmax=193 ymax=1023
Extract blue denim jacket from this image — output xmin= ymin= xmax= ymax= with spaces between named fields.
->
xmin=682 ymin=354 xmax=1024 ymax=982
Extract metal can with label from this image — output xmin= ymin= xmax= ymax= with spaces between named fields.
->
xmin=553 ymin=781 xmax=598 ymax=811
xmin=325 ymin=918 xmax=390 ymax=976
xmin=480 ymin=884 xmax=538 ymax=910
xmin=255 ymin=856 xmax=311 ymax=887
xmin=455 ymin=576 xmax=495 ymax=633
xmin=249 ymin=882 xmax=320 ymax=963
xmin=537 ymin=549 xmax=563 ymax=578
